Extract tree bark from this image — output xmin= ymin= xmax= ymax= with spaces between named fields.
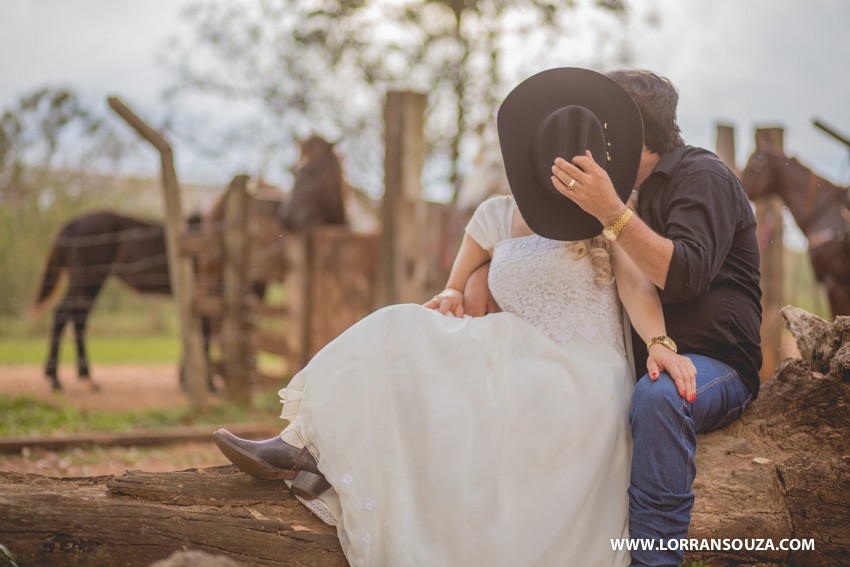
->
xmin=0 ymin=466 xmax=346 ymax=567
xmin=686 ymin=306 xmax=850 ymax=566
xmin=1 ymin=306 xmax=848 ymax=566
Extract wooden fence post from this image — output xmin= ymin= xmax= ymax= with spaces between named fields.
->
xmin=379 ymin=91 xmax=427 ymax=306
xmin=107 ymin=97 xmax=208 ymax=407
xmin=715 ymin=123 xmax=737 ymax=175
xmin=284 ymin=228 xmax=379 ymax=375
xmin=221 ymin=175 xmax=252 ymax=403
xmin=754 ymin=126 xmax=785 ymax=381
xmin=285 ymin=233 xmax=312 ymax=374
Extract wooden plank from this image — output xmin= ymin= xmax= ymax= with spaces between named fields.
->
xmin=379 ymin=91 xmax=427 ymax=306
xmin=179 ymin=232 xmax=207 ymax=256
xmin=284 ymin=234 xmax=311 ymax=373
xmin=254 ymin=371 xmax=284 ymax=388
xmin=307 ymin=228 xmax=379 ymax=360
xmin=108 ymin=97 xmax=209 ymax=407
xmin=252 ymin=330 xmax=289 ymax=356
xmin=251 ymin=303 xmax=288 ymax=318
xmin=715 ymin=123 xmax=738 ymax=176
xmin=754 ymin=126 xmax=785 ymax=381
xmin=194 ymin=294 xmax=224 ymax=317
xmin=221 ymin=175 xmax=253 ymax=403
xmin=421 ymin=201 xmax=452 ymax=298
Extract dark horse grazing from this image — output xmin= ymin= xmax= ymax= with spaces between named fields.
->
xmin=741 ymin=143 xmax=850 ymax=316
xmin=33 ymin=135 xmax=349 ymax=392
xmin=31 ymin=212 xmax=197 ymax=391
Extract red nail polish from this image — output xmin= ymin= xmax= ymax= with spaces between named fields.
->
xmin=650 ymin=372 xmax=657 ymax=379
xmin=690 ymin=394 xmax=697 ymax=403
xmin=680 ymin=389 xmax=685 ymax=398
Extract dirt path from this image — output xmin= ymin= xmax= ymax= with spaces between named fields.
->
xmin=0 ymin=363 xmax=189 ymax=411
xmin=0 ymin=364 xmax=269 ymax=477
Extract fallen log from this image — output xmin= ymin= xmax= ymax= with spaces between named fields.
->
xmin=0 ymin=466 xmax=346 ymax=567
xmin=687 ymin=306 xmax=850 ymax=566
xmin=0 ymin=305 xmax=848 ymax=566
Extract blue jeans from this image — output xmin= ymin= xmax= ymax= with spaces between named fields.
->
xmin=628 ymin=354 xmax=753 ymax=567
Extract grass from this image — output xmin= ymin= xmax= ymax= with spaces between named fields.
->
xmin=0 ymin=389 xmax=283 ymax=437
xmin=0 ymin=335 xmax=180 ymax=365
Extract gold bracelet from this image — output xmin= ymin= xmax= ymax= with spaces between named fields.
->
xmin=647 ymin=335 xmax=678 ymax=353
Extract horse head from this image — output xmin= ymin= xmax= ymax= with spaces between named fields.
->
xmin=741 ymin=143 xmax=783 ymax=200
xmin=281 ymin=135 xmax=348 ymax=231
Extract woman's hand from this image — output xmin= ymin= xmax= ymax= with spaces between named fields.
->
xmin=423 ymin=288 xmax=464 ymax=317
xmin=646 ymin=346 xmax=698 ymax=402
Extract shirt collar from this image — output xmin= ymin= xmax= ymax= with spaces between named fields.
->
xmin=648 ymin=143 xmax=688 ymax=179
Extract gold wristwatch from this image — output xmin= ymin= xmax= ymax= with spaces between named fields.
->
xmin=602 ymin=207 xmax=634 ymax=241
xmin=647 ymin=335 xmax=678 ymax=353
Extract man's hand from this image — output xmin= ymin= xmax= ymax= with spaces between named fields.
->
xmin=551 ymin=151 xmax=625 ymax=226
xmin=463 ymin=263 xmax=500 ymax=317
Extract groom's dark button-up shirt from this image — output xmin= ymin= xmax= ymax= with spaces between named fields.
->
xmin=632 ymin=144 xmax=763 ymax=397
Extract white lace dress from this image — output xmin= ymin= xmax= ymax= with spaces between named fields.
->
xmin=280 ymin=196 xmax=633 ymax=566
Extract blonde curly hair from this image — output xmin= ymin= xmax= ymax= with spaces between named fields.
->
xmin=566 ymin=236 xmax=613 ymax=285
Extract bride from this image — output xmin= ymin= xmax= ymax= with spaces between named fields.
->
xmin=213 ymin=68 xmax=697 ymax=566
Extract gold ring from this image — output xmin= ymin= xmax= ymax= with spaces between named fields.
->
xmin=567 ymin=178 xmax=576 ymax=190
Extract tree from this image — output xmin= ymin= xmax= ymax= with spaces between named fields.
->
xmin=166 ymin=0 xmax=636 ymax=199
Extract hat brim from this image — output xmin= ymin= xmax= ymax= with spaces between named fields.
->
xmin=497 ymin=68 xmax=643 ymax=241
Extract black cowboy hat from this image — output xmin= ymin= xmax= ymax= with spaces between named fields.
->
xmin=497 ymin=67 xmax=643 ymax=240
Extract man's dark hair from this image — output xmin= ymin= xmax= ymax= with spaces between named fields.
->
xmin=607 ymin=69 xmax=684 ymax=155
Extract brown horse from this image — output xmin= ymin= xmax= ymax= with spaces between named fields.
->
xmin=33 ymin=136 xmax=349 ymax=392
xmin=741 ymin=143 xmax=850 ymax=316
xmin=197 ymin=135 xmax=349 ymax=291
xmin=196 ymin=136 xmax=349 ymax=372
xmin=283 ymin=135 xmax=349 ymax=231
xmin=31 ymin=212 xmax=200 ymax=391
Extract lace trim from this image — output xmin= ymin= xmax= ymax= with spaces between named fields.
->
xmin=489 ymin=235 xmax=622 ymax=347
xmin=292 ymin=490 xmax=337 ymax=526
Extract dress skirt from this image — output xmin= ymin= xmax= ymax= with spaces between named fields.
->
xmin=280 ymin=304 xmax=633 ymax=566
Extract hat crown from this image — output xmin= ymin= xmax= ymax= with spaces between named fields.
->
xmin=497 ymin=67 xmax=643 ymax=240
xmin=533 ymin=105 xmax=606 ymax=197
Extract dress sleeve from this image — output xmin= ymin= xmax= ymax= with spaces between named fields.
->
xmin=464 ymin=195 xmax=514 ymax=251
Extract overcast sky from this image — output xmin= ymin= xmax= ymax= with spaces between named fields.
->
xmin=1 ymin=0 xmax=848 ymax=189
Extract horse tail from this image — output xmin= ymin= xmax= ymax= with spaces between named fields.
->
xmin=29 ymin=231 xmax=69 ymax=317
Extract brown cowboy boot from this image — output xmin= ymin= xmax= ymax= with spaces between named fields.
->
xmin=213 ymin=429 xmax=331 ymax=499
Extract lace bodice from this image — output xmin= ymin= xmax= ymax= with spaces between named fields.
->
xmin=489 ymin=235 xmax=622 ymax=347
xmin=467 ymin=195 xmax=622 ymax=348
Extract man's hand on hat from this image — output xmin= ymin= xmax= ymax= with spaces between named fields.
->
xmin=551 ymin=151 xmax=627 ymax=226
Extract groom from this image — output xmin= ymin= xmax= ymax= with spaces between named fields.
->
xmin=466 ymin=69 xmax=762 ymax=566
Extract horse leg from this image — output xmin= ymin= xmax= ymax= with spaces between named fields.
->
xmin=69 ymin=276 xmax=106 ymax=392
xmin=45 ymin=304 xmax=70 ymax=391
xmin=71 ymin=304 xmax=101 ymax=392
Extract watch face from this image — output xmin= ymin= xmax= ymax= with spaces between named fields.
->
xmin=602 ymin=228 xmax=616 ymax=241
